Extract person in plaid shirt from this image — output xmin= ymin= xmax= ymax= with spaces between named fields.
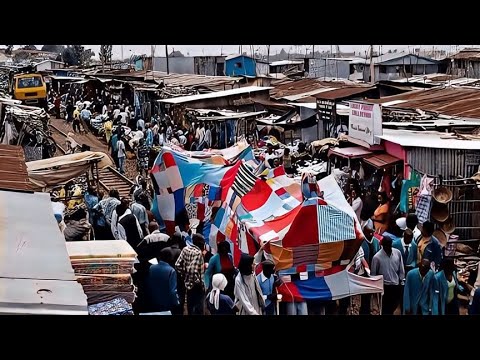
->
xmin=175 ymin=234 xmax=205 ymax=315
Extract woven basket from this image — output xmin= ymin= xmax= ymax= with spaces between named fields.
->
xmin=439 ymin=217 xmax=456 ymax=234
xmin=432 ymin=186 xmax=453 ymax=204
xmin=431 ymin=202 xmax=449 ymax=223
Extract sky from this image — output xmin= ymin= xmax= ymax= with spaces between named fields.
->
xmin=84 ymin=45 xmax=462 ymax=59
xmin=24 ymin=45 xmax=467 ymax=59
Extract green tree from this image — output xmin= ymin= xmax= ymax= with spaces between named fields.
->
xmin=41 ymin=45 xmax=65 ymax=54
xmin=4 ymin=45 xmax=14 ymax=55
xmin=62 ymin=45 xmax=95 ymax=67
xmin=99 ymin=45 xmax=113 ymax=67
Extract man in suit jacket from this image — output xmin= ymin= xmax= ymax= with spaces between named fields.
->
xmin=403 ymin=259 xmax=435 ymax=315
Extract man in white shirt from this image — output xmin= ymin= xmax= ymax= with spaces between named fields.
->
xmin=195 ymin=123 xmax=205 ymax=150
xmin=204 ymin=124 xmax=212 ymax=148
xmin=371 ymin=235 xmax=405 ymax=315
xmin=119 ymin=110 xmax=128 ymax=126
xmin=137 ymin=118 xmax=146 ymax=131
xmin=113 ymin=107 xmax=121 ymax=119
xmin=117 ymin=138 xmax=126 ymax=174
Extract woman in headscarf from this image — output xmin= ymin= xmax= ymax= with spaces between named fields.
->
xmin=234 ymin=253 xmax=265 ymax=315
xmin=206 ymin=274 xmax=237 ymax=315
xmin=205 ymin=241 xmax=236 ymax=299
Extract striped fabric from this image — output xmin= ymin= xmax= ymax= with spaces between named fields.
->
xmin=231 ymin=163 xmax=257 ymax=196
xmin=317 ymin=204 xmax=356 ymax=243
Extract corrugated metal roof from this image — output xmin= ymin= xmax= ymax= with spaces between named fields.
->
xmin=450 ymin=49 xmax=480 ymax=60
xmin=0 ymin=145 xmax=32 ymax=191
xmin=378 ymin=129 xmax=480 ymax=150
xmin=287 ymin=102 xmax=317 ymax=109
xmin=328 ymin=146 xmax=373 ymax=158
xmin=90 ymin=71 xmax=239 ymax=91
xmin=195 ymin=110 xmax=267 ymax=120
xmin=270 ymin=60 xmax=304 ymax=66
xmin=314 ymin=86 xmax=375 ymax=100
xmin=371 ymin=87 xmax=480 ymax=119
xmin=271 ymin=78 xmax=371 ymax=101
xmin=149 ymin=72 xmax=239 ymax=89
xmin=364 ymin=153 xmax=402 ymax=168
xmin=158 ymin=86 xmax=272 ymax=104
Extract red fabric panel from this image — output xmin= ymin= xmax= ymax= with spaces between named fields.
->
xmin=241 ymin=180 xmax=272 ymax=211
xmin=282 ymin=204 xmax=319 ymax=247
xmin=219 ymin=161 xmax=242 ymax=202
xmin=162 ymin=152 xmax=176 ymax=168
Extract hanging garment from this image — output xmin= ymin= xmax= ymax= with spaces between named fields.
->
xmin=415 ymin=194 xmax=432 ymax=224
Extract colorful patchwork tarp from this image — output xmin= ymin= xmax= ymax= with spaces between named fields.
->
xmin=150 ymin=145 xmax=383 ymax=301
xmin=150 ymin=141 xmax=257 ymax=235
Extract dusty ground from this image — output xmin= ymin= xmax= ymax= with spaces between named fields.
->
xmin=50 ymin=117 xmax=138 ymax=181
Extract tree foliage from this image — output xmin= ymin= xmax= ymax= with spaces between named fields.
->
xmin=4 ymin=45 xmax=13 ymax=55
xmin=62 ymin=45 xmax=95 ymax=67
xmin=41 ymin=45 xmax=65 ymax=54
xmin=99 ymin=45 xmax=113 ymax=65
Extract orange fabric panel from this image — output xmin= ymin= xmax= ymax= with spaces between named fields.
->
xmin=269 ymin=243 xmax=293 ymax=270
xmin=317 ymin=241 xmax=345 ymax=263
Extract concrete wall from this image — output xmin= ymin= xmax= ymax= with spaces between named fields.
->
xmin=383 ymin=140 xmax=407 ymax=176
xmin=307 ymin=58 xmax=350 ymax=79
xmin=153 ymin=57 xmax=195 ymax=74
xmin=194 ymin=56 xmax=225 ymax=76
xmin=36 ymin=61 xmax=64 ymax=72
xmin=363 ymin=62 xmax=439 ymax=81
xmin=255 ymin=62 xmax=270 ymax=76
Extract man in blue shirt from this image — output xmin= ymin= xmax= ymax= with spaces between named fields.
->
xmin=256 ymin=260 xmax=277 ymax=315
xmin=144 ymin=248 xmax=180 ymax=314
xmin=403 ymin=258 xmax=435 ymax=315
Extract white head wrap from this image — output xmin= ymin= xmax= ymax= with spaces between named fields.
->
xmin=209 ymin=273 xmax=228 ymax=310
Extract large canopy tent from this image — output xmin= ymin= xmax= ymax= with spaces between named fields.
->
xmin=26 ymin=151 xmax=113 ymax=191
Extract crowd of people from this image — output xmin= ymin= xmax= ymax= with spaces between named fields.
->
xmin=345 ymin=189 xmax=480 ymax=315
xmin=46 ymin=87 xmax=480 ymax=316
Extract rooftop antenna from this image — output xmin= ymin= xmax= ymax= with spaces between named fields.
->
xmin=165 ymin=45 xmax=169 ymax=74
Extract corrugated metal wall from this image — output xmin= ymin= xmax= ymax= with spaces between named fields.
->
xmin=408 ymin=147 xmax=480 ymax=240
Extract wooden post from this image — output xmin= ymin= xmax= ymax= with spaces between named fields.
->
xmin=95 ymin=161 xmax=100 ymax=195
xmin=224 ymin=121 xmax=228 ymax=148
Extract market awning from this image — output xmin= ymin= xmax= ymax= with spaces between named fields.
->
xmin=26 ymin=151 xmax=113 ymax=190
xmin=363 ymin=153 xmax=402 ymax=169
xmin=328 ymin=146 xmax=373 ymax=159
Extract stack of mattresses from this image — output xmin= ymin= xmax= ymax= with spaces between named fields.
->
xmin=66 ymin=241 xmax=137 ymax=312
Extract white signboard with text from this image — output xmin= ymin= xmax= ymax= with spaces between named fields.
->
xmin=348 ymin=101 xmax=383 ymax=145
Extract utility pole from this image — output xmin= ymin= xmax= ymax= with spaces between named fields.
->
xmin=369 ymin=45 xmax=375 ymax=84
xmin=121 ymin=45 xmax=124 ymax=62
xmin=165 ymin=45 xmax=169 ymax=74
xmin=312 ymin=45 xmax=315 ymax=58
xmin=267 ymin=45 xmax=270 ymax=64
